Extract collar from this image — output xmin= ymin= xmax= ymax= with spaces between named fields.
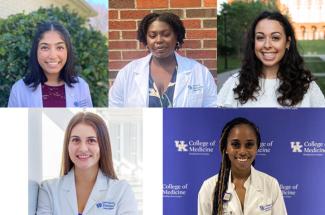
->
xmin=228 ymin=166 xmax=263 ymax=192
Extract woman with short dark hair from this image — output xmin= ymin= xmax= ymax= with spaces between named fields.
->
xmin=109 ymin=12 xmax=217 ymax=107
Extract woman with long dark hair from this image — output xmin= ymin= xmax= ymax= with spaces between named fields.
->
xmin=198 ymin=117 xmax=286 ymax=215
xmin=217 ymin=11 xmax=325 ymax=107
xmin=8 ymin=21 xmax=92 ymax=107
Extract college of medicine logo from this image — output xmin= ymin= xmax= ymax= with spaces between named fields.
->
xmin=175 ymin=140 xmax=188 ymax=152
xmin=291 ymin=142 xmax=303 ymax=153
xmin=174 ymin=139 xmax=216 ymax=155
xmin=290 ymin=140 xmax=325 ymax=156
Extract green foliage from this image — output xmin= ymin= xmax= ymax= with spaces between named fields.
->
xmin=298 ymin=40 xmax=325 ymax=55
xmin=217 ymin=1 xmax=279 ymax=58
xmin=0 ymin=6 xmax=108 ymax=107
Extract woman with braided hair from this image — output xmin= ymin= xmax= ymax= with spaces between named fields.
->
xmin=198 ymin=117 xmax=287 ymax=215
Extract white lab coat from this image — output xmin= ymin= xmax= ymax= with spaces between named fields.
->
xmin=109 ymin=52 xmax=217 ymax=107
xmin=8 ymin=77 xmax=93 ymax=107
xmin=37 ymin=169 xmax=138 ymax=215
xmin=198 ymin=166 xmax=287 ymax=215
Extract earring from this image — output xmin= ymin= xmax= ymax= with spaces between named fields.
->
xmin=175 ymin=42 xmax=180 ymax=50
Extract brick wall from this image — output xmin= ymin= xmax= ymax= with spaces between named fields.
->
xmin=108 ymin=0 xmax=217 ymax=84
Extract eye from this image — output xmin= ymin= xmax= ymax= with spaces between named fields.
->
xmin=245 ymin=141 xmax=256 ymax=149
xmin=255 ymin=35 xmax=265 ymax=41
xmin=40 ymin=46 xmax=49 ymax=50
xmin=148 ymin=33 xmax=156 ymax=39
xmin=163 ymin=31 xmax=172 ymax=37
xmin=230 ymin=141 xmax=240 ymax=149
xmin=57 ymin=46 xmax=65 ymax=51
xmin=272 ymin=36 xmax=280 ymax=41
xmin=70 ymin=137 xmax=80 ymax=144
xmin=87 ymin=138 xmax=97 ymax=144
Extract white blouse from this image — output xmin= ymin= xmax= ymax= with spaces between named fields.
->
xmin=217 ymin=73 xmax=325 ymax=107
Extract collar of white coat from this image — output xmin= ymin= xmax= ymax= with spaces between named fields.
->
xmin=228 ymin=166 xmax=263 ymax=192
xmin=62 ymin=168 xmax=108 ymax=192
xmin=133 ymin=51 xmax=192 ymax=75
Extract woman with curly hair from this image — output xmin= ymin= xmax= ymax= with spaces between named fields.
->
xmin=217 ymin=11 xmax=325 ymax=107
xmin=198 ymin=117 xmax=287 ymax=215
xmin=109 ymin=12 xmax=217 ymax=107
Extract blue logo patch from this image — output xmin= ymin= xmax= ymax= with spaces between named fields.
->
xmin=96 ymin=201 xmax=115 ymax=210
xmin=260 ymin=204 xmax=272 ymax=211
xmin=188 ymin=85 xmax=203 ymax=91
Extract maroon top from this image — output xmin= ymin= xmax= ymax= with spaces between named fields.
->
xmin=41 ymin=84 xmax=66 ymax=107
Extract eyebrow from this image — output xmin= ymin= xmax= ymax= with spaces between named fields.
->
xmin=70 ymin=135 xmax=97 ymax=138
xmin=39 ymin=41 xmax=66 ymax=46
xmin=255 ymin=32 xmax=282 ymax=35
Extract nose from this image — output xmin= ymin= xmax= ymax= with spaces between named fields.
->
xmin=238 ymin=146 xmax=247 ymax=156
xmin=48 ymin=47 xmax=57 ymax=58
xmin=156 ymin=35 xmax=163 ymax=43
xmin=78 ymin=141 xmax=88 ymax=151
xmin=264 ymin=37 xmax=271 ymax=49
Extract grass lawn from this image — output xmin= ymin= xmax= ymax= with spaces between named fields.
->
xmin=297 ymin=40 xmax=325 ymax=55
xmin=217 ymin=55 xmax=241 ymax=73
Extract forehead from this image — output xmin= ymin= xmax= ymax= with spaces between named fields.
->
xmin=227 ymin=124 xmax=257 ymax=139
xmin=255 ymin=19 xmax=285 ymax=35
xmin=147 ymin=20 xmax=173 ymax=32
xmin=70 ymin=122 xmax=97 ymax=135
xmin=39 ymin=30 xmax=65 ymax=43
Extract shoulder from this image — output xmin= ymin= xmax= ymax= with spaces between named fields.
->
xmin=39 ymin=177 xmax=62 ymax=191
xmin=74 ymin=76 xmax=89 ymax=86
xmin=11 ymin=79 xmax=31 ymax=90
xmin=108 ymin=178 xmax=133 ymax=193
xmin=253 ymin=168 xmax=279 ymax=187
xmin=199 ymin=174 xmax=218 ymax=193
xmin=121 ymin=54 xmax=151 ymax=72
xmin=177 ymin=54 xmax=209 ymax=72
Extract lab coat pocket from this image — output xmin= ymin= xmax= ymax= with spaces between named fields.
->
xmin=187 ymin=85 xmax=203 ymax=107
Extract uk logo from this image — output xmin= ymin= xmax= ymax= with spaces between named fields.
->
xmin=175 ymin=140 xmax=188 ymax=152
xmin=291 ymin=141 xmax=303 ymax=153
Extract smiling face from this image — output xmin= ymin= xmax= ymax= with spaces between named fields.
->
xmin=68 ymin=123 xmax=100 ymax=172
xmin=37 ymin=31 xmax=67 ymax=79
xmin=254 ymin=19 xmax=290 ymax=75
xmin=226 ymin=124 xmax=258 ymax=173
xmin=146 ymin=20 xmax=177 ymax=59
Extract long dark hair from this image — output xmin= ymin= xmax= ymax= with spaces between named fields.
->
xmin=233 ymin=11 xmax=313 ymax=106
xmin=60 ymin=112 xmax=117 ymax=179
xmin=23 ymin=21 xmax=78 ymax=89
xmin=212 ymin=117 xmax=261 ymax=215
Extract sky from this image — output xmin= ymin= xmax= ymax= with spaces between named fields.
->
xmin=86 ymin=0 xmax=108 ymax=9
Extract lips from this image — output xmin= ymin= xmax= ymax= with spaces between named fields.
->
xmin=77 ymin=154 xmax=91 ymax=160
xmin=237 ymin=158 xmax=248 ymax=162
xmin=262 ymin=52 xmax=276 ymax=60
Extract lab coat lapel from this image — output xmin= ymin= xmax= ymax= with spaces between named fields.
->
xmin=173 ymin=52 xmax=191 ymax=105
xmin=226 ymin=171 xmax=243 ymax=215
xmin=134 ymin=54 xmax=151 ymax=106
xmin=83 ymin=170 xmax=108 ymax=214
xmin=62 ymin=170 xmax=78 ymax=214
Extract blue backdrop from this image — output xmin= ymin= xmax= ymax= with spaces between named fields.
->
xmin=163 ymin=108 xmax=325 ymax=215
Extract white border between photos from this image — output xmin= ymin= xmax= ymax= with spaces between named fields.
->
xmin=0 ymin=108 xmax=28 ymax=214
xmin=143 ymin=108 xmax=162 ymax=215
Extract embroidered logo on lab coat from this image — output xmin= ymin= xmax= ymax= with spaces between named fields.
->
xmin=96 ymin=201 xmax=115 ymax=210
xmin=188 ymin=85 xmax=203 ymax=91
xmin=259 ymin=203 xmax=272 ymax=211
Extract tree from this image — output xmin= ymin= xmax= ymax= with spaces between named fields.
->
xmin=217 ymin=1 xmax=279 ymax=58
xmin=0 ymin=6 xmax=108 ymax=107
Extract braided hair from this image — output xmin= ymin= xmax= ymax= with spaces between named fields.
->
xmin=212 ymin=117 xmax=261 ymax=215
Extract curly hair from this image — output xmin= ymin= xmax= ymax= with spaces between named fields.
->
xmin=212 ymin=117 xmax=261 ymax=215
xmin=24 ymin=21 xmax=78 ymax=89
xmin=233 ymin=11 xmax=314 ymax=106
xmin=137 ymin=12 xmax=185 ymax=50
